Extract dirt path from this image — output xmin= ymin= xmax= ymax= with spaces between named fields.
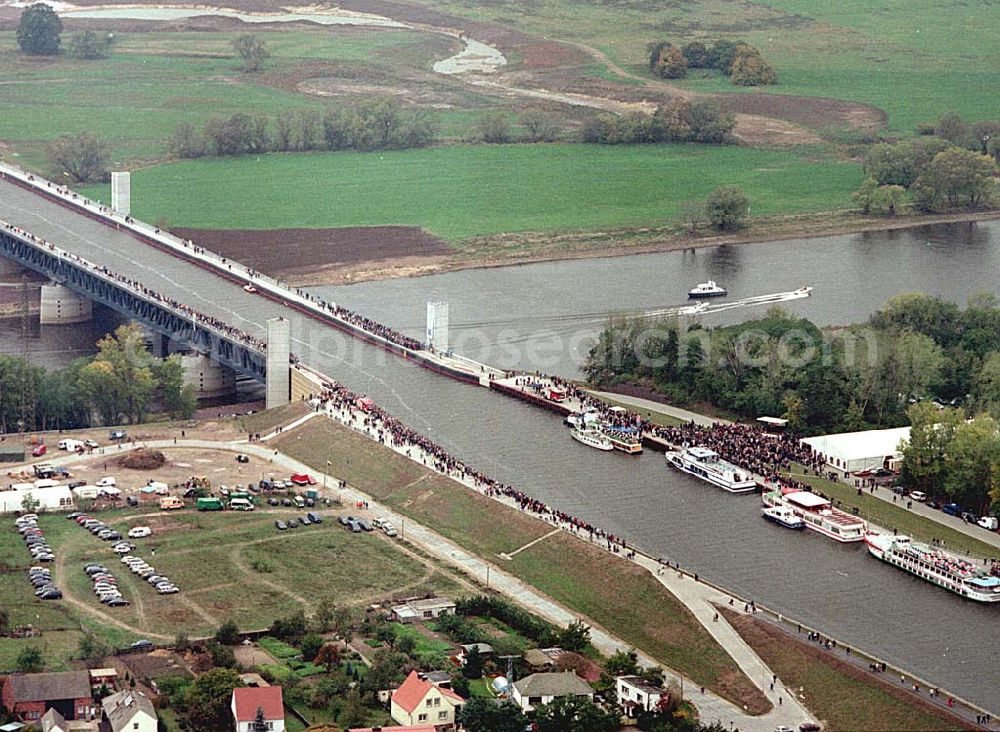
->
xmin=232 ymin=542 xmax=311 ymax=608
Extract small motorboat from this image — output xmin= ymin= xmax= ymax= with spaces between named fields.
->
xmin=762 ymin=505 xmax=805 ymax=530
xmin=679 ymin=301 xmax=709 ymax=316
xmin=243 ymin=283 xmax=258 ymax=293
xmin=688 ymin=280 xmax=727 ymax=299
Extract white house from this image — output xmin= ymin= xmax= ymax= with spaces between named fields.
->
xmin=615 ymin=675 xmax=668 ymax=715
xmin=390 ymin=670 xmax=464 ymax=729
xmin=101 ymin=690 xmax=157 ymax=732
xmin=390 ymin=598 xmax=456 ymax=623
xmin=510 ymin=671 xmax=593 ymax=713
xmin=231 ymin=687 xmax=284 ymax=732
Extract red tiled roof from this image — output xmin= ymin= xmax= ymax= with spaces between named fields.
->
xmin=391 ymin=671 xmax=464 ymax=714
xmin=232 ymin=686 xmax=283 ymax=721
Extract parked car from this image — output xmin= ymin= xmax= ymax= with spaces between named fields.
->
xmin=300 ymin=515 xmax=312 ymax=526
xmin=306 ymin=512 xmax=323 ymax=524
xmin=977 ymin=516 xmax=999 ymax=531
xmin=942 ymin=503 xmax=962 ymax=516
xmin=961 ymin=511 xmax=979 ymax=524
xmin=31 ymin=444 xmax=47 ymax=457
xmin=275 ymin=520 xmax=288 ymax=531
xmin=873 ymin=467 xmax=894 ymax=477
xmin=109 ymin=430 xmax=128 ymax=441
xmin=287 ymin=518 xmax=299 ymax=529
xmin=128 ymin=526 xmax=152 ymax=538
xmin=130 ymin=639 xmax=153 ymax=651
xmin=235 ymin=453 xmax=250 ymax=463
xmin=890 ymin=485 xmax=907 ymax=496
xmin=908 ymin=490 xmax=927 ymax=502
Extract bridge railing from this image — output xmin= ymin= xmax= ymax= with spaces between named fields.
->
xmin=0 ymin=218 xmax=266 ymax=355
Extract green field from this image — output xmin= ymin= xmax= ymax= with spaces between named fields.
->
xmin=79 ymin=144 xmax=859 ymax=240
xmin=406 ymin=0 xmax=1000 ymax=131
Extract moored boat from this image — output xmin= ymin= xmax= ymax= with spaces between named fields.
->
xmin=865 ymin=531 xmax=1000 ymax=602
xmin=570 ymin=428 xmax=614 ymax=452
xmin=688 ymin=280 xmax=727 ymax=299
xmin=762 ymin=505 xmax=805 ymax=530
xmin=600 ymin=425 xmax=643 ymax=454
xmin=665 ymin=446 xmax=757 ymax=493
xmin=762 ymin=487 xmax=865 ymax=542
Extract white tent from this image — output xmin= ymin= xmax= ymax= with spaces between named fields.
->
xmin=0 ymin=485 xmax=73 ymax=513
xmin=801 ymin=427 xmax=911 ymax=473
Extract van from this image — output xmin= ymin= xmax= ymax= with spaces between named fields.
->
xmin=109 ymin=430 xmax=127 ymax=441
xmin=96 ymin=477 xmax=116 ymax=488
xmin=293 ymin=496 xmax=306 ymax=508
xmin=31 ymin=444 xmax=47 ymax=457
xmin=159 ymin=497 xmax=184 ymax=511
xmin=33 ymin=464 xmax=55 ymax=478
xmin=977 ymin=516 xmax=999 ymax=531
xmin=908 ymin=491 xmax=927 ymax=502
xmin=229 ymin=498 xmax=254 ymax=511
xmin=58 ymin=439 xmax=84 ymax=451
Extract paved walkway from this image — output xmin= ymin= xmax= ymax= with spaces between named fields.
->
xmin=588 ymin=390 xmax=730 ymax=427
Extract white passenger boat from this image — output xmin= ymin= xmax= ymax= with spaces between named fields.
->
xmin=600 ymin=426 xmax=643 ymax=454
xmin=665 ymin=446 xmax=757 ymax=493
xmin=865 ymin=532 xmax=1000 ymax=602
xmin=688 ymin=280 xmax=727 ymax=299
xmin=762 ymin=488 xmax=865 ymax=542
xmin=570 ymin=428 xmax=614 ymax=452
xmin=762 ymin=505 xmax=805 ymax=530
xmin=564 ymin=409 xmax=601 ymax=429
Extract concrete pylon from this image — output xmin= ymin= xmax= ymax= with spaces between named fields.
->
xmin=266 ymin=317 xmax=291 ymax=409
xmin=38 ymin=283 xmax=92 ymax=324
xmin=111 ymin=172 xmax=131 ymax=215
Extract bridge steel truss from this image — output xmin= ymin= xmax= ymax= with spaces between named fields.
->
xmin=0 ymin=226 xmax=266 ymax=380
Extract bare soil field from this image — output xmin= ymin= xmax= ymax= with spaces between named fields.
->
xmin=170 ymin=225 xmax=452 ymax=283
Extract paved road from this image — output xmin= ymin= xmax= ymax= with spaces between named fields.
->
xmin=588 ymin=390 xmax=731 ymax=427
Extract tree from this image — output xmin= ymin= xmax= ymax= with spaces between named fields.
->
xmin=681 ymin=41 xmax=709 ymax=68
xmin=730 ymin=52 xmax=777 ymax=86
xmin=336 ymin=689 xmax=367 ymax=729
xmin=314 ymin=643 xmax=341 ymax=672
xmin=168 ymin=122 xmax=206 ymax=158
xmin=20 ymin=492 xmax=40 ymax=514
xmin=153 ymin=356 xmax=196 ymax=419
xmin=374 ymin=623 xmax=397 ymax=649
xmin=78 ymin=632 xmax=112 ymax=665
xmin=0 ymin=608 xmax=9 ymax=636
xmin=605 ymin=648 xmax=640 ymax=677
xmin=679 ymin=200 xmax=705 ymax=235
xmin=232 ymin=34 xmax=270 ymax=73
xmin=458 ymin=698 xmax=527 ymax=732
xmin=475 ymin=112 xmax=512 ymax=143
xmin=214 ymin=619 xmax=240 ymax=646
xmin=853 ymin=176 xmax=879 ymax=215
xmin=69 ymin=30 xmax=109 ymax=60
xmin=270 ymin=609 xmax=308 ymax=641
xmin=462 ymin=645 xmax=483 ymax=679
xmin=16 ymin=646 xmax=44 ymax=673
xmin=936 ymin=110 xmax=967 ymax=145
xmin=184 ymin=667 xmax=243 ymax=730
xmin=395 ymin=634 xmax=416 ymax=657
xmin=686 ymin=100 xmax=735 ymax=144
xmin=17 ymin=3 xmax=62 ymax=56
xmin=300 ymin=633 xmax=324 ymax=662
xmin=705 ymin=39 xmax=749 ymax=72
xmin=653 ymin=45 xmax=688 ymax=79
xmin=533 ymin=694 xmax=618 ymax=732
xmin=705 ymin=185 xmax=750 ymax=231
xmin=900 ymin=403 xmax=962 ymax=497
xmin=521 ymin=109 xmax=559 ymax=142
xmin=916 ymin=147 xmax=995 ymax=208
xmin=45 ymin=132 xmax=108 ymax=183
xmin=556 ymin=619 xmax=592 ymax=653
xmin=76 ymin=324 xmax=157 ymax=424
xmin=854 ymin=177 xmax=905 ymax=216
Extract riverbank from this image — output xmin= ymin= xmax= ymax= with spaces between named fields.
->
xmin=210 ymin=207 xmax=1000 ymax=287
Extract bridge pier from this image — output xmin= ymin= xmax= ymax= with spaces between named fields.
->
xmin=266 ymin=317 xmax=291 ymax=409
xmin=0 ymin=256 xmax=22 ymax=276
xmin=180 ymin=352 xmax=237 ymax=400
xmin=38 ymin=283 xmax=93 ymax=324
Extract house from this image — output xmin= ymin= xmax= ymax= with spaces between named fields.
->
xmin=390 ymin=670 xmax=464 ymax=729
xmin=0 ymin=485 xmax=73 ymax=513
xmin=231 ymin=687 xmax=284 ymax=732
xmin=102 ymin=690 xmax=157 ymax=732
xmin=39 ymin=708 xmax=97 ymax=732
xmin=510 ymin=671 xmax=593 ymax=713
xmin=350 ymin=727 xmax=436 ymax=732
xmin=1 ymin=671 xmax=94 ymax=723
xmin=616 ymin=675 xmax=669 ymax=715
xmin=88 ymin=669 xmax=118 ymax=690
xmin=456 ymin=643 xmax=493 ymax=665
xmin=390 ymin=598 xmax=456 ymax=623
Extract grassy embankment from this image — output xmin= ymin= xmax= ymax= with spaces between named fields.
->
xmin=787 ymin=465 xmax=1000 ymax=560
xmin=271 ymin=413 xmax=769 ymax=713
xmin=79 ymin=144 xmax=859 ymax=241
xmin=721 ymin=608 xmax=975 ymax=731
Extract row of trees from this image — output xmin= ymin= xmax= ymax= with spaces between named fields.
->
xmin=581 ymin=98 xmax=736 ymax=146
xmin=585 ymin=293 xmax=1000 ymax=443
xmin=649 ymin=39 xmax=777 ymax=86
xmin=168 ymin=97 xmax=436 ymax=159
xmin=920 ymin=110 xmax=1000 ymax=161
xmin=901 ymin=405 xmax=1000 ymax=513
xmin=0 ymin=324 xmax=196 ymax=432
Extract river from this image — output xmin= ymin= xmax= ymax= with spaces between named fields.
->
xmin=2 ymin=174 xmax=997 ymax=711
xmin=314 ymin=220 xmax=1000 ymax=377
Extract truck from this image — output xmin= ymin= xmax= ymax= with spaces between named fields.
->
xmin=545 ymin=385 xmax=568 ymax=402
xmin=196 ymin=497 xmax=224 ymax=511
xmin=229 ymin=497 xmax=254 ymax=511
xmin=159 ymin=496 xmax=184 ymax=510
xmin=977 ymin=516 xmax=999 ymax=531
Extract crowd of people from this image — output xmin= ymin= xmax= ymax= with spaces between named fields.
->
xmin=1 ymin=221 xmax=268 ymax=351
